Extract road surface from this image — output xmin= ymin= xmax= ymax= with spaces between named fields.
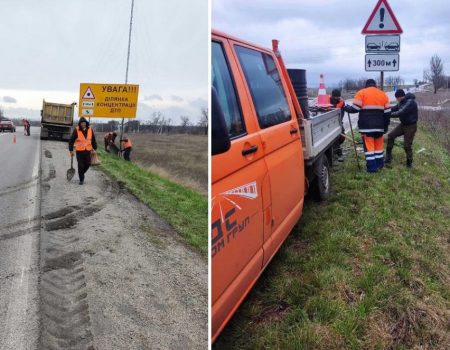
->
xmin=0 ymin=127 xmax=41 ymax=350
xmin=0 ymin=129 xmax=207 ymax=349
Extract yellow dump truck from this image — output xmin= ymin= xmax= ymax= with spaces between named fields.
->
xmin=40 ymin=100 xmax=76 ymax=140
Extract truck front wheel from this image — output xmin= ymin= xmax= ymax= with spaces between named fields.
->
xmin=313 ymin=155 xmax=331 ymax=201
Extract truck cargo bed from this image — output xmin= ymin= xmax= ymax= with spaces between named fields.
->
xmin=300 ymin=108 xmax=341 ymax=161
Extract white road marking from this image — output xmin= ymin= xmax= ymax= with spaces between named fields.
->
xmin=2 ymin=138 xmax=40 ymax=350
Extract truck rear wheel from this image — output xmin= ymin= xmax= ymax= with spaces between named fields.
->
xmin=313 ymin=155 xmax=331 ymax=201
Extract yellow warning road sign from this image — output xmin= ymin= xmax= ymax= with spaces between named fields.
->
xmin=78 ymin=83 xmax=139 ymax=118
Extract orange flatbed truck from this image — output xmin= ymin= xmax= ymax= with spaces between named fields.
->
xmin=211 ymin=30 xmax=343 ymax=341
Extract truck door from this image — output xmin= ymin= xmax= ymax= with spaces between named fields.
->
xmin=233 ymin=44 xmax=304 ymax=266
xmin=211 ymin=38 xmax=267 ymax=338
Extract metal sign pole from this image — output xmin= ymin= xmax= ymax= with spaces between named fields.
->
xmin=120 ymin=0 xmax=135 ymax=152
xmin=380 ymin=71 xmax=384 ymax=91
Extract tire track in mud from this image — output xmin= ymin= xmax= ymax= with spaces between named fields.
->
xmin=39 ymin=156 xmax=122 ymax=350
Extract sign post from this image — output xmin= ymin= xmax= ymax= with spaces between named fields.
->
xmin=362 ymin=0 xmax=403 ymax=90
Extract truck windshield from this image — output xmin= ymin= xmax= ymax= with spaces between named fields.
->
xmin=235 ymin=45 xmax=291 ymax=129
xmin=212 ymin=41 xmax=246 ymax=138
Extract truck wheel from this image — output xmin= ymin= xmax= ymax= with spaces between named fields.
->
xmin=313 ymin=155 xmax=331 ymax=201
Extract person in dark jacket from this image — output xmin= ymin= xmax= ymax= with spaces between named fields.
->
xmin=344 ymin=79 xmax=391 ymax=172
xmin=69 ymin=117 xmax=97 ymax=185
xmin=386 ymin=89 xmax=418 ymax=168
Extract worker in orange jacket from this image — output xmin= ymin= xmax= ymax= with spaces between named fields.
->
xmin=121 ymin=136 xmax=132 ymax=161
xmin=327 ymin=89 xmax=345 ymax=161
xmin=69 ymin=117 xmax=97 ymax=185
xmin=344 ymin=79 xmax=391 ymax=172
xmin=104 ymin=131 xmax=117 ymax=152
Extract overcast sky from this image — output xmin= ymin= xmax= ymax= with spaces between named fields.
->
xmin=213 ymin=0 xmax=450 ymax=88
xmin=0 ymin=0 xmax=207 ymax=123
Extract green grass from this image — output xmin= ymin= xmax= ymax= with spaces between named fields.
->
xmin=214 ymin=126 xmax=450 ymax=349
xmin=97 ymin=149 xmax=208 ymax=255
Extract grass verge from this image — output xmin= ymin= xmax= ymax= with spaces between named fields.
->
xmin=97 ymin=149 xmax=207 ymax=256
xmin=214 ymin=126 xmax=450 ymax=349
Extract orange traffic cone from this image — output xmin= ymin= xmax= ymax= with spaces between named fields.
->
xmin=13 ymin=134 xmax=16 ymax=144
xmin=316 ymin=74 xmax=329 ymax=106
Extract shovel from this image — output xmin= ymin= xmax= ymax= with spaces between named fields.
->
xmin=67 ymin=155 xmax=75 ymax=181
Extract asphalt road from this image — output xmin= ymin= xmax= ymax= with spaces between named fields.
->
xmin=0 ymin=127 xmax=41 ymax=350
xmin=0 ymin=129 xmax=207 ymax=349
xmin=39 ymin=140 xmax=207 ymax=349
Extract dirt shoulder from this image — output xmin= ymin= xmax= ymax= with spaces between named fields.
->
xmin=39 ymin=141 xmax=207 ymax=349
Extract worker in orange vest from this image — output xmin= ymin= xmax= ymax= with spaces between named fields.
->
xmin=69 ymin=117 xmax=98 ymax=185
xmin=327 ymin=89 xmax=345 ymax=161
xmin=120 ymin=136 xmax=132 ymax=161
xmin=344 ymin=79 xmax=391 ymax=172
xmin=104 ymin=131 xmax=117 ymax=152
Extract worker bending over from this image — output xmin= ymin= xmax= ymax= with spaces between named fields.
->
xmin=104 ymin=131 xmax=117 ymax=152
xmin=121 ymin=136 xmax=132 ymax=161
xmin=327 ymin=89 xmax=345 ymax=161
xmin=344 ymin=79 xmax=390 ymax=173
xmin=69 ymin=117 xmax=98 ymax=185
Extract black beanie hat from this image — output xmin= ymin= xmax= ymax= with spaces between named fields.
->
xmin=331 ymin=89 xmax=341 ymax=97
xmin=395 ymin=89 xmax=406 ymax=98
xmin=365 ymin=79 xmax=377 ymax=87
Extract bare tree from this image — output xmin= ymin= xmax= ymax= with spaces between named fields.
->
xmin=428 ymin=54 xmax=445 ymax=93
xmin=150 ymin=111 xmax=163 ymax=133
xmin=180 ymin=116 xmax=191 ymax=134
xmin=197 ymin=107 xmax=208 ymax=135
xmin=126 ymin=120 xmax=140 ymax=133
xmin=107 ymin=120 xmax=119 ymax=132
xmin=165 ymin=118 xmax=172 ymax=134
xmin=385 ymin=75 xmax=404 ymax=88
xmin=341 ymin=77 xmax=371 ymax=92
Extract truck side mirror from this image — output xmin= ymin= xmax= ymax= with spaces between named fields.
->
xmin=40 ymin=110 xmax=43 ymax=117
xmin=212 ymin=87 xmax=231 ymax=156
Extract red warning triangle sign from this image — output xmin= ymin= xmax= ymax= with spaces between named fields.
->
xmin=82 ymin=87 xmax=95 ymax=99
xmin=362 ymin=0 xmax=403 ymax=34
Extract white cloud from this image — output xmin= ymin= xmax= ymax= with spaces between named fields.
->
xmin=0 ymin=0 xmax=207 ymax=116
xmin=2 ymin=96 xmax=17 ymax=103
xmin=144 ymin=94 xmax=163 ymax=101
xmin=171 ymin=95 xmax=184 ymax=102
xmin=213 ymin=0 xmax=450 ymax=85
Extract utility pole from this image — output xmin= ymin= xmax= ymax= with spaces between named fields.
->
xmin=120 ymin=0 xmax=135 ymax=152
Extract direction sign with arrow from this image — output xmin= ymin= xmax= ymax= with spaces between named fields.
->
xmin=365 ymin=54 xmax=399 ymax=71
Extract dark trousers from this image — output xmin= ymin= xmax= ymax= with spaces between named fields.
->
xmin=104 ymin=139 xmax=109 ymax=151
xmin=123 ymin=148 xmax=132 ymax=161
xmin=387 ymin=123 xmax=417 ymax=160
xmin=76 ymin=151 xmax=91 ymax=181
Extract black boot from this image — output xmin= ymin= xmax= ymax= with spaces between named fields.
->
xmin=385 ymin=147 xmax=393 ymax=164
xmin=336 ymin=147 xmax=344 ymax=162
xmin=406 ymin=159 xmax=413 ymax=168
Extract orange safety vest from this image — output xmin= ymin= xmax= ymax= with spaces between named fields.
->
xmin=74 ymin=127 xmax=93 ymax=151
xmin=122 ymin=139 xmax=132 ymax=149
xmin=326 ymin=95 xmax=344 ymax=108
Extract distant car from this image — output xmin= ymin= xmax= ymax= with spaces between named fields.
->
xmin=385 ymin=42 xmax=400 ymax=51
xmin=367 ymin=43 xmax=381 ymax=50
xmin=0 ymin=120 xmax=16 ymax=132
